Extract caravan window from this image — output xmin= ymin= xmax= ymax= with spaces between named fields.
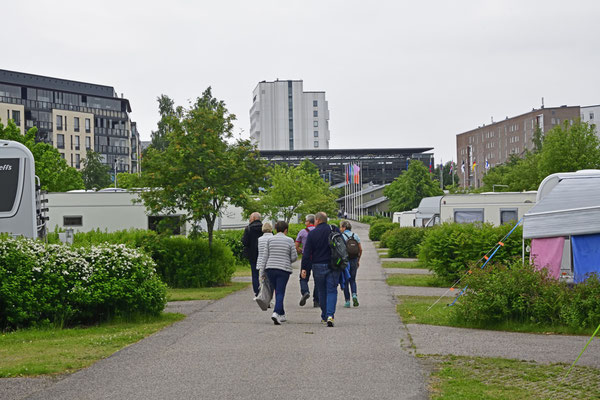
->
xmin=500 ymin=209 xmax=518 ymax=224
xmin=454 ymin=209 xmax=484 ymax=223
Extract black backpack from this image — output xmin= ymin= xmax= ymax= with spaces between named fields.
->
xmin=328 ymin=224 xmax=349 ymax=270
xmin=345 ymin=233 xmax=360 ymax=259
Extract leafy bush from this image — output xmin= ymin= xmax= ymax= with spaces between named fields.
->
xmin=208 ymin=229 xmax=247 ymax=266
xmin=419 ymin=222 xmax=523 ymax=282
xmin=381 ymin=227 xmax=426 ymax=258
xmin=360 ymin=215 xmax=390 ymax=225
xmin=452 ymin=261 xmax=565 ymax=326
xmin=152 ymin=237 xmax=235 ymax=288
xmin=369 ymin=220 xmax=397 ymax=241
xmin=558 ymin=275 xmax=600 ymax=329
xmin=0 ymin=236 xmax=166 ymax=330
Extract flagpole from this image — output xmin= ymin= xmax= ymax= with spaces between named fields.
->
xmin=344 ymin=163 xmax=347 ymax=220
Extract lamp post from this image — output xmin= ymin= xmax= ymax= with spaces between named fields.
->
xmin=114 ymin=159 xmax=118 ymax=189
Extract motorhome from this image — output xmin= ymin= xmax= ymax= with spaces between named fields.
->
xmin=440 ymin=192 xmax=537 ymax=226
xmin=393 ymin=210 xmax=417 ymax=227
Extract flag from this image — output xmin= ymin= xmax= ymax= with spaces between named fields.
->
xmin=353 ymin=164 xmax=360 ymax=184
xmin=472 ymin=160 xmax=476 ymax=171
xmin=345 ymin=164 xmax=349 ymax=184
xmin=461 ymin=160 xmax=465 ymax=174
xmin=429 ymin=159 xmax=432 ymax=173
xmin=485 ymin=159 xmax=489 ymax=170
xmin=449 ymin=161 xmax=454 ymax=175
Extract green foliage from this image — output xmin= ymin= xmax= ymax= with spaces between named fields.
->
xmin=384 ymin=159 xmax=444 ymax=212
xmin=451 ymin=261 xmax=600 ymax=330
xmin=433 ymin=161 xmax=460 ymax=188
xmin=139 ymin=88 xmax=267 ymax=246
xmin=0 ymin=122 xmax=84 ymax=192
xmin=115 ymin=172 xmax=141 ymax=189
xmin=81 ymin=150 xmax=112 ymax=190
xmin=199 ymin=229 xmax=248 ymax=267
xmin=381 ymin=227 xmax=426 ymax=258
xmin=152 ymin=237 xmax=235 ymax=288
xmin=149 ymin=94 xmax=176 ymax=152
xmin=418 ymin=222 xmax=523 ymax=282
xmin=0 ymin=236 xmax=167 ymax=330
xmin=253 ymin=161 xmax=338 ymax=223
xmin=482 ymin=152 xmax=540 ymax=192
xmin=368 ymin=220 xmax=397 ymax=241
xmin=360 ymin=215 xmax=390 ymax=224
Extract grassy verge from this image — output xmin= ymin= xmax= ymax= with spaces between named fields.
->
xmin=426 ymin=355 xmax=600 ymax=399
xmin=233 ymin=264 xmax=252 ymax=277
xmin=381 ymin=261 xmax=426 ymax=269
xmin=0 ymin=313 xmax=185 ymax=378
xmin=167 ymin=282 xmax=250 ymax=301
xmin=397 ymin=295 xmax=596 ymax=335
xmin=386 ymin=274 xmax=449 ymax=287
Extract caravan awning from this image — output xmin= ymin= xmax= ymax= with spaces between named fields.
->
xmin=523 ymin=176 xmax=600 ymax=239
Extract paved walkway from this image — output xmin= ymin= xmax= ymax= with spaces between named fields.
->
xmin=8 ymin=221 xmax=427 ymax=400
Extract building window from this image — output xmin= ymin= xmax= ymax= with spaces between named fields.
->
xmin=60 ymin=153 xmax=64 ymax=159
xmin=500 ymin=209 xmax=518 ymax=225
xmin=57 ymin=134 xmax=65 ymax=149
xmin=454 ymin=209 xmax=484 ymax=223
xmin=313 ymin=100 xmax=318 ymax=107
xmin=63 ymin=216 xmax=83 ymax=226
xmin=314 ymin=130 xmax=319 ymax=137
xmin=11 ymin=110 xmax=20 ymax=126
xmin=75 ymin=154 xmax=81 ymax=169
xmin=74 ymin=117 xmax=80 ymax=132
xmin=591 ymin=113 xmax=595 ymax=120
xmin=56 ymin=115 xmax=63 ymax=130
xmin=85 ymin=136 xmax=91 ymax=150
xmin=313 ymin=121 xmax=318 ymax=127
xmin=314 ymin=141 xmax=319 ymax=148
xmin=85 ymin=118 xmax=91 ymax=133
xmin=313 ymin=110 xmax=318 ymax=117
xmin=75 ymin=135 xmax=80 ymax=150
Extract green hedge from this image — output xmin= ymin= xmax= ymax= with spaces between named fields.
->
xmin=49 ymin=229 xmax=236 ymax=288
xmin=452 ymin=261 xmax=600 ymax=330
xmin=0 ymin=236 xmax=166 ymax=330
xmin=418 ymin=222 xmax=523 ymax=282
xmin=381 ymin=227 xmax=427 ymax=258
xmin=369 ymin=220 xmax=397 ymax=241
xmin=360 ymin=215 xmax=390 ymax=225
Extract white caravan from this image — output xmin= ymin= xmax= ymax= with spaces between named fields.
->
xmin=393 ymin=210 xmax=417 ymax=227
xmin=440 ymin=192 xmax=537 ymax=226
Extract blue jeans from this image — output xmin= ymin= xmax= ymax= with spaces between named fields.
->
xmin=299 ymin=267 xmax=320 ymax=303
xmin=312 ymin=263 xmax=341 ymax=320
xmin=266 ymin=268 xmax=291 ymax=316
xmin=343 ymin=259 xmax=359 ymax=301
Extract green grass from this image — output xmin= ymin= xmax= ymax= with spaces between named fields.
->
xmin=397 ymin=296 xmax=597 ymax=335
xmin=386 ymin=274 xmax=449 ymax=287
xmin=427 ymin=355 xmax=600 ymax=399
xmin=233 ymin=264 xmax=252 ymax=277
xmin=0 ymin=313 xmax=185 ymax=377
xmin=167 ymin=282 xmax=250 ymax=301
xmin=382 ymin=261 xmax=426 ymax=269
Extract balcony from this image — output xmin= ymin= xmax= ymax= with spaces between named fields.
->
xmin=98 ymin=145 xmax=129 ymax=155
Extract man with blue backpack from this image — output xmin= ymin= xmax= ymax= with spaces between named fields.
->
xmin=301 ymin=211 xmax=348 ymax=327
xmin=340 ymin=220 xmax=363 ymax=308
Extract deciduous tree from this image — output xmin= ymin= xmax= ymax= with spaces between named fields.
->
xmin=81 ymin=150 xmax=112 ymax=190
xmin=384 ymin=160 xmax=443 ymax=212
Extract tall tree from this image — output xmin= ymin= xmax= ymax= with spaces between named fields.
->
xmin=81 ymin=150 xmax=112 ymax=190
xmin=433 ymin=161 xmax=460 ymax=189
xmin=253 ymin=161 xmax=338 ymax=223
xmin=0 ymin=121 xmax=84 ymax=192
xmin=384 ymin=159 xmax=444 ymax=212
xmin=139 ymin=88 xmax=267 ymax=245
xmin=115 ymin=172 xmax=141 ymax=189
xmin=149 ymin=95 xmax=177 ymax=151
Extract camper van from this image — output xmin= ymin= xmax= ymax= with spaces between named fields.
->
xmin=440 ymin=192 xmax=537 ymax=226
xmin=393 ymin=210 xmax=417 ymax=227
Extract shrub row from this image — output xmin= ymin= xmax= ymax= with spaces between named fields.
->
xmin=419 ymin=222 xmax=523 ymax=282
xmin=360 ymin=215 xmax=390 ymax=225
xmin=49 ymin=229 xmax=235 ymax=288
xmin=368 ymin=220 xmax=397 ymax=241
xmin=0 ymin=236 xmax=166 ymax=330
xmin=453 ymin=261 xmax=600 ymax=330
xmin=381 ymin=227 xmax=427 ymax=258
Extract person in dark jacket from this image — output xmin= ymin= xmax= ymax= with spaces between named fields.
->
xmin=301 ymin=211 xmax=341 ymax=327
xmin=242 ymin=212 xmax=263 ymax=297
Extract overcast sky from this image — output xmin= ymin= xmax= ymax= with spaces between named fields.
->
xmin=5 ymin=0 xmax=600 ymax=163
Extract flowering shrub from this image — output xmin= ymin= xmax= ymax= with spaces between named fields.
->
xmin=0 ymin=236 xmax=166 ymax=330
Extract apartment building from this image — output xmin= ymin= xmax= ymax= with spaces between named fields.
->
xmin=456 ymin=106 xmax=580 ymax=187
xmin=250 ymin=80 xmax=330 ymax=150
xmin=0 ymin=69 xmax=140 ymax=173
xmin=581 ymin=105 xmax=600 ymax=137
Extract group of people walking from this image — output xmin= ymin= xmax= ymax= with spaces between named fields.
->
xmin=242 ymin=211 xmax=363 ymax=327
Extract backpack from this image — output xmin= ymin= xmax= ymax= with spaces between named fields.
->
xmin=345 ymin=233 xmax=360 ymax=259
xmin=328 ymin=224 xmax=349 ymax=270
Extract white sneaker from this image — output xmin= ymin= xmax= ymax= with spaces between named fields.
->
xmin=271 ymin=312 xmax=282 ymax=325
xmin=279 ymin=314 xmax=287 ymax=323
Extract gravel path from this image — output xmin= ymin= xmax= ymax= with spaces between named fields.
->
xmin=9 ymin=221 xmax=427 ymax=400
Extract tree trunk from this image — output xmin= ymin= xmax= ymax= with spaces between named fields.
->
xmin=206 ymin=217 xmax=215 ymax=247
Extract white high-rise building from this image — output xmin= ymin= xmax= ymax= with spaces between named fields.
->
xmin=250 ymin=80 xmax=330 ymax=150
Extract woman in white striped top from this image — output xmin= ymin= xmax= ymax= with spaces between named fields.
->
xmin=257 ymin=220 xmax=297 ymax=325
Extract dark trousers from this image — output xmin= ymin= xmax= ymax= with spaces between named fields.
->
xmin=250 ymin=260 xmax=260 ymax=296
xmin=299 ymin=267 xmax=320 ymax=303
xmin=312 ymin=263 xmax=341 ymax=321
xmin=266 ymin=268 xmax=291 ymax=316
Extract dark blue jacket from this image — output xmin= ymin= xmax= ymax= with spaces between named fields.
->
xmin=301 ymin=223 xmax=339 ymax=270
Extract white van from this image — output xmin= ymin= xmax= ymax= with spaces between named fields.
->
xmin=440 ymin=192 xmax=537 ymax=226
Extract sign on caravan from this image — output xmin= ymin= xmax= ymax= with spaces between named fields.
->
xmin=0 ymin=140 xmax=37 ymax=238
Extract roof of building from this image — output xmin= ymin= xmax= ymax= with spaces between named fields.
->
xmin=361 ymin=196 xmax=389 ymax=209
xmin=260 ymin=147 xmax=434 ymax=158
